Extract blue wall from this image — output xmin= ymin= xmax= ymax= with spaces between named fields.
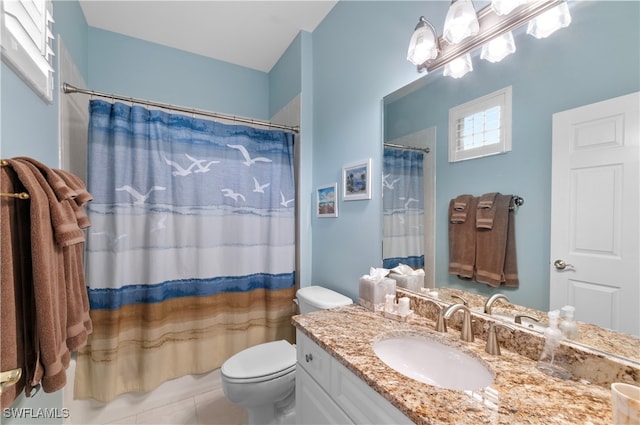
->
xmin=0 ymin=1 xmax=90 ymax=421
xmin=87 ymin=28 xmax=270 ymax=119
xmin=382 ymin=1 xmax=640 ymax=309
xmin=309 ymin=1 xmax=434 ymax=300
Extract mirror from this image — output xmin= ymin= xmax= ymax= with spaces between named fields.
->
xmin=382 ymin=1 xmax=639 ymax=364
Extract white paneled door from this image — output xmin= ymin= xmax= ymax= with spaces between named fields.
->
xmin=550 ymin=92 xmax=639 ymax=337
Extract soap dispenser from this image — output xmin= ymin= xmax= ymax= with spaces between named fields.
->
xmin=559 ymin=305 xmax=578 ymax=340
xmin=536 ymin=310 xmax=572 ymax=380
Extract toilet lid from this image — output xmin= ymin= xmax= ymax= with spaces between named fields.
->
xmin=221 ymin=340 xmax=296 ymax=381
xmin=296 ymin=286 xmax=353 ymax=310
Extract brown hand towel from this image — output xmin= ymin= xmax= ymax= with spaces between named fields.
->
xmin=474 ymin=194 xmax=512 ymax=287
xmin=448 ymin=195 xmax=478 ymax=278
xmin=53 ymin=169 xmax=93 ymax=229
xmin=450 ymin=194 xmax=474 ymax=223
xmin=476 ymin=192 xmax=498 ymax=229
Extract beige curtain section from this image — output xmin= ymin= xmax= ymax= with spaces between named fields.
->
xmin=74 ymin=287 xmax=295 ymax=402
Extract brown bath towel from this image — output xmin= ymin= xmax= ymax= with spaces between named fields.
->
xmin=1 ymin=165 xmax=31 ymax=409
xmin=476 ymin=192 xmax=498 ymax=229
xmin=448 ymin=195 xmax=478 ymax=278
xmin=6 ymin=159 xmax=69 ymax=395
xmin=15 ymin=157 xmax=77 ymax=202
xmin=474 ymin=194 xmax=518 ymax=287
xmin=6 ymin=159 xmax=94 ymax=396
xmin=503 ymin=197 xmax=519 ymax=287
xmin=15 ymin=159 xmax=85 ymax=247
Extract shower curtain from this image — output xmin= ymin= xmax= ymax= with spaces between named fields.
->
xmin=74 ymin=100 xmax=296 ymax=402
xmin=382 ymin=147 xmax=424 ymax=269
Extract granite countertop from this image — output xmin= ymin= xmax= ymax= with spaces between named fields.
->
xmin=292 ymin=305 xmax=614 ymax=425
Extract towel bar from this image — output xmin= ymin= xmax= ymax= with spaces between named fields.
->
xmin=510 ymin=195 xmax=524 ymax=211
xmin=0 ymin=368 xmax=22 ymax=394
xmin=0 ymin=159 xmax=30 ymax=199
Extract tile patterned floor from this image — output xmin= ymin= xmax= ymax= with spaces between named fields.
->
xmin=103 ymin=386 xmax=247 ymax=425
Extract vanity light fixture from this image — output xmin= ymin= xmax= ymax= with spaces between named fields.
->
xmin=408 ymin=0 xmax=571 ymax=76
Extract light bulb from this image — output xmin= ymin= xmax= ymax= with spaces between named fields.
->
xmin=481 ymin=32 xmax=516 ymax=63
xmin=407 ymin=17 xmax=439 ymax=66
xmin=491 ymin=0 xmax=527 ymax=16
xmin=443 ymin=0 xmax=480 ymax=45
xmin=444 ymin=54 xmax=473 ymax=79
xmin=527 ymin=2 xmax=572 ymax=39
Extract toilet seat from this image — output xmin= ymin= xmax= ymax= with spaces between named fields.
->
xmin=221 ymin=340 xmax=296 ymax=384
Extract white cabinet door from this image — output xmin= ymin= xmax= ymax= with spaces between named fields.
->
xmin=296 ymin=367 xmax=353 ymax=425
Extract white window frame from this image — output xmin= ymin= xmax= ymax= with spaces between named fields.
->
xmin=448 ymin=86 xmax=512 ymax=162
xmin=1 ymin=0 xmax=55 ymax=103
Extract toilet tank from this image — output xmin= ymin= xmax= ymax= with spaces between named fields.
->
xmin=296 ymin=286 xmax=353 ymax=314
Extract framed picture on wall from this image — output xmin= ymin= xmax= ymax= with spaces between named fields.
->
xmin=342 ymin=158 xmax=372 ymax=201
xmin=317 ymin=183 xmax=338 ymax=217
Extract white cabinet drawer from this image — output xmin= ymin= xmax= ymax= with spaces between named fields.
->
xmin=296 ymin=330 xmax=331 ymax=390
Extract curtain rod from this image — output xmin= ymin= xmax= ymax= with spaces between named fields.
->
xmin=62 ymin=83 xmax=299 ymax=134
xmin=384 ymin=143 xmax=430 ymax=154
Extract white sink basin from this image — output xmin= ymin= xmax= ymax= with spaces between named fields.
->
xmin=373 ymin=334 xmax=494 ymax=391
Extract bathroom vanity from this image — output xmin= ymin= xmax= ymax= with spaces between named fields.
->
xmin=292 ymin=300 xmax=626 ymax=424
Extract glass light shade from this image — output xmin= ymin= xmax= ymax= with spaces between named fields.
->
xmin=526 ymin=2 xmax=572 ymax=39
xmin=491 ymin=0 xmax=527 ymax=16
xmin=481 ymin=31 xmax=516 ymax=63
xmin=443 ymin=0 xmax=480 ymax=45
xmin=444 ymin=53 xmax=473 ymax=78
xmin=407 ymin=17 xmax=439 ymax=66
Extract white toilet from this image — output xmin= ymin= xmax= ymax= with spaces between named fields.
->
xmin=220 ymin=285 xmax=352 ymax=425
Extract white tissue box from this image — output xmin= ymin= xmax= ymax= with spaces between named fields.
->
xmin=359 ymin=277 xmax=395 ymax=311
xmin=390 ymin=274 xmax=424 ymax=292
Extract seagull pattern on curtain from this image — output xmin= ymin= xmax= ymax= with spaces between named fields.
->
xmin=74 ymin=100 xmax=296 ymax=402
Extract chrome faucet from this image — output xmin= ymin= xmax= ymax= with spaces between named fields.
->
xmin=514 ymin=313 xmax=541 ymax=325
xmin=423 ymin=298 xmax=447 ymax=333
xmin=443 ymin=304 xmax=474 ymax=342
xmin=485 ymin=322 xmax=514 ymax=356
xmin=484 ymin=293 xmax=510 ymax=315
xmin=451 ymin=294 xmax=468 ymax=306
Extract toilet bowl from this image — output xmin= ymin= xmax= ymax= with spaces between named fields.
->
xmin=220 ymin=286 xmax=352 ymax=425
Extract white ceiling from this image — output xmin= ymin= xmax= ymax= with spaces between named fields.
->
xmin=79 ymin=1 xmax=338 ymax=73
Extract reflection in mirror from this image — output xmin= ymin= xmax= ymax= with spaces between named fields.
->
xmin=416 ymin=287 xmax=640 ymax=366
xmin=382 ymin=128 xmax=436 ymax=289
xmin=382 ymin=2 xmax=639 ymax=362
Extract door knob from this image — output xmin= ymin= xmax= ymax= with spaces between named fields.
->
xmin=553 ymin=259 xmax=574 ymax=270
